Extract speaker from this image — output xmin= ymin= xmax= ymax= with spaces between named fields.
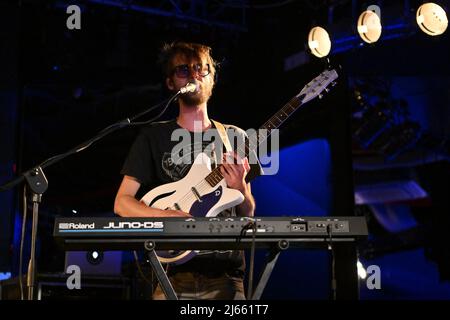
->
xmin=37 ymin=273 xmax=131 ymax=300
xmin=0 ymin=273 xmax=131 ymax=300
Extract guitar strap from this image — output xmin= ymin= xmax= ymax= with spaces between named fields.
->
xmin=211 ymin=119 xmax=233 ymax=154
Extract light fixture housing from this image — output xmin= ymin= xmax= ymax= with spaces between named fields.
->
xmin=357 ymin=10 xmax=383 ymax=43
xmin=416 ymin=3 xmax=448 ymax=36
xmin=308 ymin=26 xmax=331 ymax=58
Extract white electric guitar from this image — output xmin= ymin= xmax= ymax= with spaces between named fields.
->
xmin=140 ymin=69 xmax=339 ymax=264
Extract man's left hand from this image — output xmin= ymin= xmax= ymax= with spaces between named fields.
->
xmin=220 ymin=151 xmax=250 ymax=194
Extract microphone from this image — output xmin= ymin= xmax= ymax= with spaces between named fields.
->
xmin=179 ymin=82 xmax=198 ymax=94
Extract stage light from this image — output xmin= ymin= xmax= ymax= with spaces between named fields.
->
xmin=357 ymin=261 xmax=367 ymax=280
xmin=308 ymin=26 xmax=331 ymax=58
xmin=357 ymin=10 xmax=382 ymax=43
xmin=86 ymin=251 xmax=104 ymax=265
xmin=416 ymin=3 xmax=448 ymax=36
xmin=0 ymin=272 xmax=12 ymax=281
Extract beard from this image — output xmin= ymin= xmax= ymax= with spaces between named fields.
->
xmin=179 ymin=84 xmax=213 ymax=106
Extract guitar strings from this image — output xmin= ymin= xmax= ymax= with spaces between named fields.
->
xmin=166 ymin=155 xmax=244 ymax=211
xmin=163 ymin=158 xmax=227 ymax=211
xmin=172 ymin=178 xmax=219 ymax=211
xmin=161 ymin=178 xmax=209 ymax=210
xmin=166 ymin=170 xmax=227 ymax=211
xmin=174 ymin=159 xmax=234 ymax=210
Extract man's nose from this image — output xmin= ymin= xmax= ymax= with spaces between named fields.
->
xmin=188 ymin=76 xmax=201 ymax=84
xmin=188 ymin=69 xmax=201 ymax=80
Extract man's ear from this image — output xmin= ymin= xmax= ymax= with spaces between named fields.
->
xmin=166 ymin=77 xmax=175 ymax=91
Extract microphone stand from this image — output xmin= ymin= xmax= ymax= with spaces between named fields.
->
xmin=0 ymin=89 xmax=184 ymax=300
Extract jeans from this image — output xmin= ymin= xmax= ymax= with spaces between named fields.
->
xmin=152 ymin=271 xmax=246 ymax=300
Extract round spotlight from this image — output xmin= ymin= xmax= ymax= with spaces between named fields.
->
xmin=357 ymin=10 xmax=382 ymax=43
xmin=416 ymin=3 xmax=448 ymax=36
xmin=308 ymin=26 xmax=332 ymax=58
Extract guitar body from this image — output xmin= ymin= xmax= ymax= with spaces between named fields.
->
xmin=140 ymin=152 xmax=244 ymax=264
xmin=141 ymin=152 xmax=244 ymax=217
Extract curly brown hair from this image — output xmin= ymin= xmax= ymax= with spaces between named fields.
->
xmin=158 ymin=41 xmax=217 ymax=82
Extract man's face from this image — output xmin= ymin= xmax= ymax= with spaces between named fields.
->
xmin=166 ymin=54 xmax=214 ymax=106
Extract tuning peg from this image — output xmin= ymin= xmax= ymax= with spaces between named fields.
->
xmin=331 ymin=81 xmax=337 ymax=87
xmin=318 ymin=94 xmax=323 ymax=99
xmin=324 ymin=88 xmax=330 ymax=93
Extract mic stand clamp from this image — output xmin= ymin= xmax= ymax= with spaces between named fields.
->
xmin=23 ymin=166 xmax=48 ymax=300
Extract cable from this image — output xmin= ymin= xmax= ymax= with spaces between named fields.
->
xmin=133 ymin=251 xmax=154 ymax=286
xmin=235 ymin=219 xmax=257 ymax=299
xmin=31 ymin=94 xmax=178 ymax=172
xmin=18 ymin=184 xmax=27 ymax=300
xmin=247 ymin=219 xmax=257 ymax=300
xmin=128 ymin=94 xmax=178 ymax=127
xmin=128 ymin=97 xmax=171 ymax=123
xmin=327 ymin=224 xmax=337 ymax=300
xmin=236 ymin=220 xmax=253 ymax=246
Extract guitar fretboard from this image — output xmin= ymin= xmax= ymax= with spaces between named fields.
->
xmin=205 ymin=94 xmax=304 ymax=187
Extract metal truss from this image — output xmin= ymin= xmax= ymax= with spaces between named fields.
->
xmin=84 ymin=0 xmax=248 ymax=32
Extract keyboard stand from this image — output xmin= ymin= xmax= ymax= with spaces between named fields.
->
xmin=144 ymin=241 xmax=178 ymax=300
xmin=144 ymin=239 xmax=290 ymax=300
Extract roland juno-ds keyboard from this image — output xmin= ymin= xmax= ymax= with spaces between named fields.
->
xmin=53 ymin=216 xmax=368 ymax=250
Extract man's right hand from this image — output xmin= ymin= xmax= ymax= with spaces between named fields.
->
xmin=163 ymin=210 xmax=192 ymax=218
xmin=115 ymin=176 xmax=194 ymax=218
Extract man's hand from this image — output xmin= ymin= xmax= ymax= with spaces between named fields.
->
xmin=164 ymin=209 xmax=192 ymax=218
xmin=220 ymin=151 xmax=250 ymax=193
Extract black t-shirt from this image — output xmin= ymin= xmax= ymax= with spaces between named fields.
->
xmin=120 ymin=119 xmax=263 ymax=275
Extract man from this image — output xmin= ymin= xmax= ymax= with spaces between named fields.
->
xmin=114 ymin=41 xmax=262 ymax=300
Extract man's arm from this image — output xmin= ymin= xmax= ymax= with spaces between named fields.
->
xmin=220 ymin=153 xmax=256 ymax=217
xmin=235 ymin=183 xmax=255 ymax=217
xmin=114 ymin=175 xmax=191 ymax=217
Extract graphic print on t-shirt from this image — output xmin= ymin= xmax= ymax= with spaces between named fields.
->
xmin=161 ymin=140 xmax=218 ymax=181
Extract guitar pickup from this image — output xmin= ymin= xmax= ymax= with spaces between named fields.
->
xmin=191 ymin=187 xmax=202 ymax=202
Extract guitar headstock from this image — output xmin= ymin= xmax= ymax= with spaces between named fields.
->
xmin=296 ymin=69 xmax=339 ymax=104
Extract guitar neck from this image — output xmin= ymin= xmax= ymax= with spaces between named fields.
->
xmin=246 ymin=93 xmax=306 ymax=156
xmin=204 ymin=68 xmax=338 ymax=188
xmin=205 ymin=93 xmax=306 ymax=188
